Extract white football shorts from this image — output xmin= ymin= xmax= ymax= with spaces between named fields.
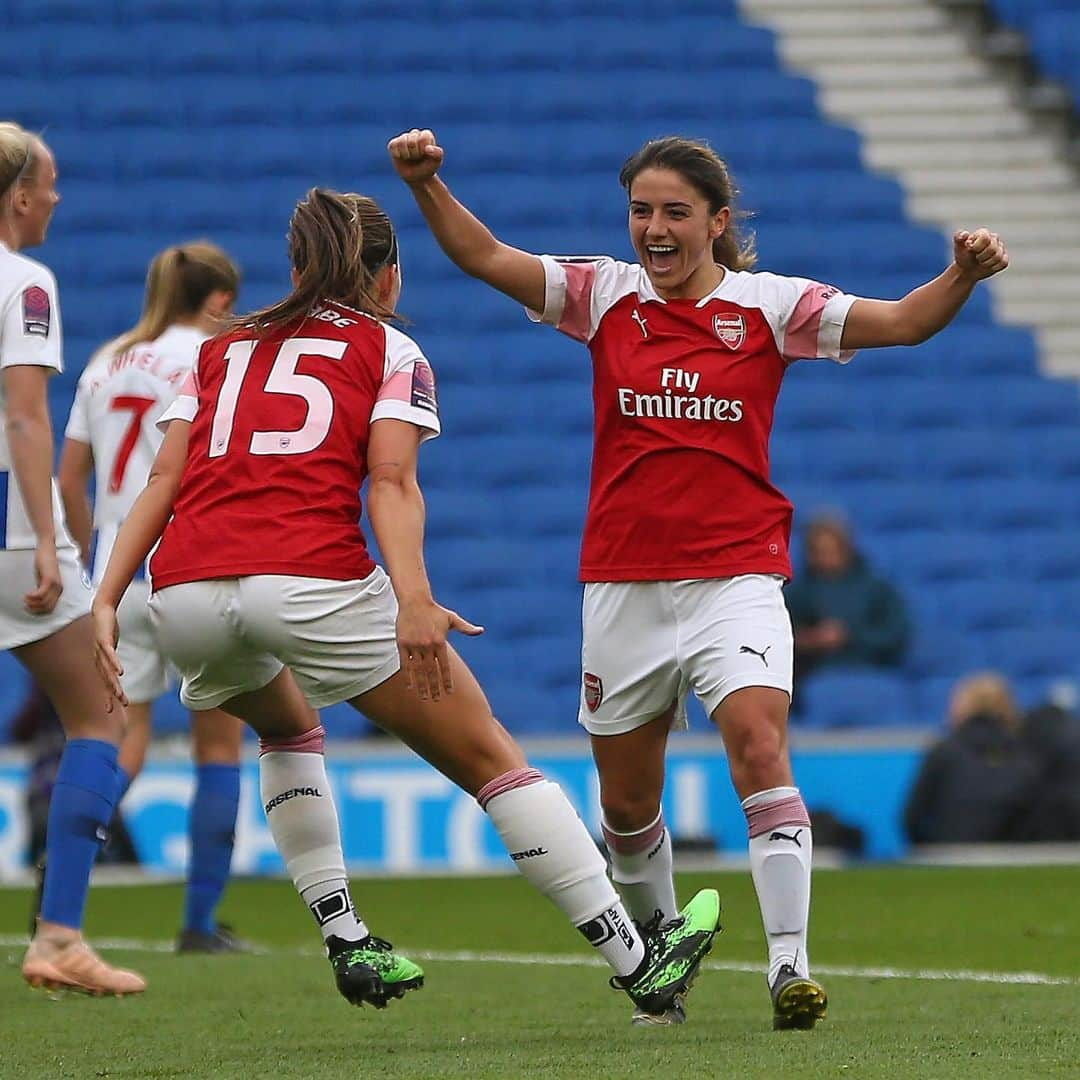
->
xmin=147 ymin=567 xmax=401 ymax=711
xmin=115 ymin=580 xmax=172 ymax=705
xmin=0 ymin=544 xmax=92 ymax=651
xmin=578 ymin=574 xmax=793 ymax=737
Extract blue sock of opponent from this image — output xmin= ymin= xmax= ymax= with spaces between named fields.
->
xmin=183 ymin=764 xmax=240 ymax=934
xmin=40 ymin=739 xmax=119 ymax=929
xmin=115 ymin=765 xmax=133 ymax=804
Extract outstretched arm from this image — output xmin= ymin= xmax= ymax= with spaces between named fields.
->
xmin=841 ymin=229 xmax=1009 ymax=350
xmin=367 ymin=417 xmax=482 ymax=701
xmin=388 ymin=128 xmax=548 ymax=314
xmin=92 ymin=418 xmax=189 ymax=706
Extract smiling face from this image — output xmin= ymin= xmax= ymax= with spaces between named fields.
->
xmin=628 ymin=166 xmax=729 ymax=300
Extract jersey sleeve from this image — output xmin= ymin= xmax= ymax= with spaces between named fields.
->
xmin=155 ymin=368 xmax=199 ymax=431
xmin=771 ymin=275 xmax=860 ymax=364
xmin=63 ymin=374 xmax=92 ymax=443
xmin=525 ymin=256 xmax=642 ymax=344
xmin=370 ymin=327 xmax=441 ymax=442
xmin=0 ymin=267 xmax=62 ymax=374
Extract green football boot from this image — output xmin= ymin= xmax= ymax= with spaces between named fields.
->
xmin=327 ymin=934 xmax=424 ymax=1009
xmin=613 ymin=888 xmax=721 ymax=1018
xmin=770 ymin=963 xmax=828 ymax=1030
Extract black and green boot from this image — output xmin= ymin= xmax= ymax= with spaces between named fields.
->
xmin=327 ymin=934 xmax=424 ymax=1009
xmin=612 ymin=888 xmax=721 ymax=1018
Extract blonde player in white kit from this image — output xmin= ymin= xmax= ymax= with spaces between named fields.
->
xmin=59 ymin=242 xmax=247 ymax=952
xmin=0 ymin=121 xmax=144 ymax=995
xmin=391 ymin=127 xmax=1009 ymax=1029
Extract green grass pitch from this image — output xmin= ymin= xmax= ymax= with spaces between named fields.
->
xmin=2 ymin=865 xmax=1078 ymax=1078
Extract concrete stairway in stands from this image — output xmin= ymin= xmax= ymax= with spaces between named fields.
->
xmin=741 ymin=0 xmax=1080 ymax=379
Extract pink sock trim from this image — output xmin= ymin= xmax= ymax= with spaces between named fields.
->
xmin=258 ymin=725 xmax=326 ymax=757
xmin=476 ymin=767 xmax=545 ymax=810
xmin=745 ymin=793 xmax=810 ymax=839
xmin=602 ymin=812 xmax=665 ymax=856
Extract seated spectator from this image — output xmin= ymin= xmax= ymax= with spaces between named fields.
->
xmin=1012 ymin=700 xmax=1080 ymax=842
xmin=786 ymin=514 xmax=909 ymax=685
xmin=903 ymin=672 xmax=1041 ymax=845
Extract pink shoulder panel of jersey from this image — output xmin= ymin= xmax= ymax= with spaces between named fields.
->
xmin=783 ymin=282 xmax=841 ymax=360
xmin=557 ymin=261 xmax=598 ymax=342
xmin=542 ymin=257 xmax=644 ymax=344
xmin=155 ymin=368 xmax=198 ymax=431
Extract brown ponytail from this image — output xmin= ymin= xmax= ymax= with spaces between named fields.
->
xmin=241 ymin=189 xmax=400 ymax=336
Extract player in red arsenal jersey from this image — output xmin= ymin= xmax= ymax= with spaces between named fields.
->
xmin=390 ymin=127 xmax=1009 ymax=1029
xmin=91 ymin=188 xmax=721 ymax=1013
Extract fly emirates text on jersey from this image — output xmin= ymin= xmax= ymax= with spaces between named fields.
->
xmin=617 ymin=366 xmax=744 ymax=422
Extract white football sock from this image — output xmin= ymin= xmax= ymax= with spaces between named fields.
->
xmin=479 ymin=768 xmax=646 ymax=978
xmin=602 ymin=809 xmax=678 ymax=924
xmin=260 ymin=729 xmax=368 ymax=945
xmin=743 ymin=786 xmax=813 ymax=984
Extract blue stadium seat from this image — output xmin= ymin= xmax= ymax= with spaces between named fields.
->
xmin=876 ymin=530 xmax=1010 ymax=584
xmin=927 ymin=581 xmax=1046 ymax=632
xmin=1024 ymin=428 xmax=1080 ymax=478
xmin=904 ymin=622 xmax=991 ymax=680
xmin=1005 ymin=530 xmax=1080 ymax=582
xmin=796 ymin=670 xmax=914 ymax=728
xmin=982 ymin=626 xmax=1080 ymax=680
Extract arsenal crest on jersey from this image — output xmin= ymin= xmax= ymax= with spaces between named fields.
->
xmin=712 ymin=312 xmax=745 ymax=351
xmin=583 ymin=672 xmax=604 ymax=713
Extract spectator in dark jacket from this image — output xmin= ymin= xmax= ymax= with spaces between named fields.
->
xmin=904 ymin=673 xmax=1041 ymax=844
xmin=785 ymin=514 xmax=909 ymax=682
xmin=1011 ymin=702 xmax=1080 ymax=841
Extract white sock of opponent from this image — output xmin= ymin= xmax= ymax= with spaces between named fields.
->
xmin=479 ymin=768 xmax=646 ymax=979
xmin=259 ymin=726 xmax=369 ymax=945
xmin=743 ymin=786 xmax=813 ymax=984
xmin=602 ymin=809 xmax=678 ymax=925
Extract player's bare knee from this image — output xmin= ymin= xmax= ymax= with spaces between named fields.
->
xmin=729 ymin=725 xmax=787 ymax=786
xmin=599 ymin=789 xmax=660 ymax=834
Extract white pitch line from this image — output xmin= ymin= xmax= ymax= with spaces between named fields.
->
xmin=2 ymin=934 xmax=1077 ymax=987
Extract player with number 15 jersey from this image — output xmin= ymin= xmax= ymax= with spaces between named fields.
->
xmin=148 ymin=300 xmax=439 ymax=592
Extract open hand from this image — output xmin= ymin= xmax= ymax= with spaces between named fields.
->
xmin=91 ymin=598 xmax=129 ymax=711
xmin=396 ymin=597 xmax=483 ymax=702
xmin=388 ymin=128 xmax=445 ymax=185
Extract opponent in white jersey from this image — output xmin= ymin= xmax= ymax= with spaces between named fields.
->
xmin=390 ymin=127 xmax=1009 ymax=1029
xmin=91 ymin=187 xmax=720 ymax=1013
xmin=59 ymin=241 xmax=248 ymax=952
xmin=0 ymin=121 xmax=144 ymax=996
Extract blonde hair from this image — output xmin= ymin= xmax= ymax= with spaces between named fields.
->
xmin=949 ymin=672 xmax=1019 ymax=731
xmin=241 ymin=188 xmax=399 ymax=335
xmin=0 ymin=121 xmax=40 ymax=201
xmin=113 ymin=241 xmax=241 ymax=354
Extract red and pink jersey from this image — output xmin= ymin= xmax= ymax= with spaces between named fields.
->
xmin=149 ymin=303 xmax=440 ymax=591
xmin=528 ymin=256 xmax=859 ymax=582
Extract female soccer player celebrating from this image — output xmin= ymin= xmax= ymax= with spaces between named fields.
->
xmin=0 ymin=121 xmax=144 ymax=996
xmin=59 ymin=242 xmax=247 ymax=953
xmin=91 ymin=188 xmax=720 ymax=1012
xmin=389 ymin=126 xmax=1009 ymax=1029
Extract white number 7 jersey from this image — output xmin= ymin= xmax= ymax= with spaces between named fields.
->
xmin=64 ymin=324 xmax=208 ymax=583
